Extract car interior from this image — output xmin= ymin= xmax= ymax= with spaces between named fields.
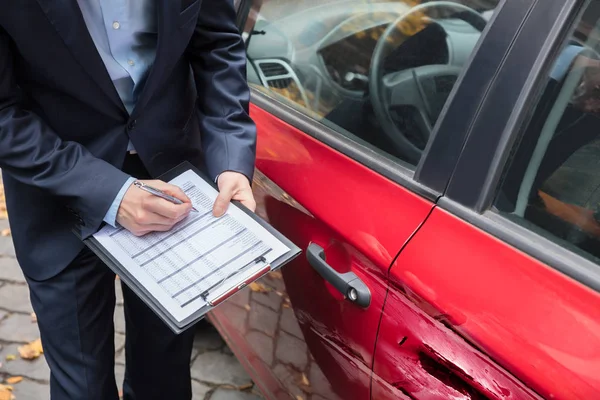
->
xmin=244 ymin=0 xmax=498 ymax=167
xmin=496 ymin=5 xmax=600 ymax=261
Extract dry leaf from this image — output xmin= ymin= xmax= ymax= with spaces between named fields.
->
xmin=248 ymin=282 xmax=269 ymax=293
xmin=275 ymin=291 xmax=284 ymax=297
xmin=0 ymin=229 xmax=10 ymax=237
xmin=283 ymin=303 xmax=290 ymax=308
xmin=18 ymin=338 xmax=43 ymax=360
xmin=5 ymin=355 xmax=15 ymax=362
xmin=269 ymin=271 xmax=283 ymax=279
xmin=244 ymin=304 xmax=251 ymax=311
xmin=0 ymin=384 xmax=14 ymax=400
xmin=296 ymin=396 xmax=304 ymax=400
xmin=30 ymin=312 xmax=37 ymax=323
xmin=238 ymin=383 xmax=253 ymax=390
xmin=301 ymin=373 xmax=310 ymax=387
xmin=5 ymin=377 xmax=22 ymax=385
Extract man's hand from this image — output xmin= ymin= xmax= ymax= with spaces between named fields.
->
xmin=213 ymin=171 xmax=256 ymax=217
xmin=117 ymin=180 xmax=193 ymax=236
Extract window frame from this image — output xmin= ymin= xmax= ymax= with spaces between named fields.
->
xmin=236 ymin=0 xmax=532 ymax=200
xmin=441 ymin=0 xmax=600 ymax=291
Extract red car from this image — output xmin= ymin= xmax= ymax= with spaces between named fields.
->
xmin=209 ymin=0 xmax=600 ymax=399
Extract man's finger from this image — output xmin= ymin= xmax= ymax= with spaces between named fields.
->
xmin=213 ymin=188 xmax=233 ymax=217
xmin=149 ymin=180 xmax=192 ymax=204
xmin=144 ymin=195 xmax=191 ymax=220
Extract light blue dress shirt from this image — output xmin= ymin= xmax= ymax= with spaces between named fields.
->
xmin=77 ymin=0 xmax=158 ymax=227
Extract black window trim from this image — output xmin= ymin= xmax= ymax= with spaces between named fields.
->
xmin=441 ymin=0 xmax=600 ymax=291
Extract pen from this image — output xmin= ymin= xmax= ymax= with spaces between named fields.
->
xmin=133 ymin=181 xmax=198 ymax=212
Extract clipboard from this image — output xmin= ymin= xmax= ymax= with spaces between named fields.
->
xmin=78 ymin=161 xmax=301 ymax=334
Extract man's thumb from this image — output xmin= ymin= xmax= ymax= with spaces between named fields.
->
xmin=213 ymin=191 xmax=231 ymax=217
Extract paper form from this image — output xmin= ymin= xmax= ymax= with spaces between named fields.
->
xmin=93 ymin=169 xmax=290 ymax=323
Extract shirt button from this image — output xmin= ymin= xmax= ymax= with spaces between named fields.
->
xmin=128 ymin=59 xmax=135 ymax=66
xmin=112 ymin=21 xmax=120 ymax=30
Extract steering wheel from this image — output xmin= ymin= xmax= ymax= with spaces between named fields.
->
xmin=369 ymin=1 xmax=487 ymax=164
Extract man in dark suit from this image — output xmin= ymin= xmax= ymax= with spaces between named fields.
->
xmin=0 ymin=0 xmax=256 ymax=399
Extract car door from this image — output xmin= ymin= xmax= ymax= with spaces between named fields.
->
xmin=208 ymin=0 xmax=517 ymax=399
xmin=376 ymin=0 xmax=600 ymax=399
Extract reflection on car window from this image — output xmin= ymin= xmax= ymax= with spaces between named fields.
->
xmin=245 ymin=0 xmax=500 ymax=167
xmin=495 ymin=1 xmax=600 ymax=263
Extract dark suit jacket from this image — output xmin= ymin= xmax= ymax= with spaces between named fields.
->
xmin=0 ymin=0 xmax=256 ymax=280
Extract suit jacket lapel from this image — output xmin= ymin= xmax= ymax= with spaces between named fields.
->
xmin=131 ymin=0 xmax=179 ymax=119
xmin=35 ymin=0 xmax=126 ymax=114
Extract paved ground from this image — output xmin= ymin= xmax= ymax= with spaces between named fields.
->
xmin=0 ymin=218 xmax=264 ymax=400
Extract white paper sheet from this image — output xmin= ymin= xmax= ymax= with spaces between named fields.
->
xmin=94 ymin=169 xmax=290 ymax=323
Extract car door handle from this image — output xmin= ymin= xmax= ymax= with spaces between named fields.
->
xmin=306 ymin=243 xmax=371 ymax=308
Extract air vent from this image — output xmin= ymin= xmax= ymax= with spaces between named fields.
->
xmin=255 ymin=59 xmax=311 ymax=110
xmin=268 ymin=78 xmax=293 ymax=89
xmin=259 ymin=62 xmax=289 ymax=77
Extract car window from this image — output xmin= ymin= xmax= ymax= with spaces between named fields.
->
xmin=244 ymin=0 xmax=500 ymax=168
xmin=494 ymin=1 xmax=600 ymax=264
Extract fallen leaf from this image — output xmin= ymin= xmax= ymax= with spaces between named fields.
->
xmin=238 ymin=383 xmax=253 ymax=390
xmin=5 ymin=377 xmax=22 ymax=385
xmin=30 ymin=312 xmax=37 ymax=323
xmin=0 ymin=229 xmax=10 ymax=237
xmin=301 ymin=373 xmax=310 ymax=387
xmin=0 ymin=384 xmax=14 ymax=400
xmin=275 ymin=291 xmax=284 ymax=297
xmin=248 ymin=282 xmax=269 ymax=293
xmin=283 ymin=303 xmax=290 ymax=308
xmin=18 ymin=338 xmax=43 ymax=360
xmin=5 ymin=355 xmax=16 ymax=362
xmin=244 ymin=304 xmax=251 ymax=311
xmin=296 ymin=396 xmax=304 ymax=400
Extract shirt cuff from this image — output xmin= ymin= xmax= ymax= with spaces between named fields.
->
xmin=103 ymin=177 xmax=136 ymax=228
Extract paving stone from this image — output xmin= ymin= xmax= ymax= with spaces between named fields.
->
xmin=0 ymin=237 xmax=15 ymax=258
xmin=0 ymin=344 xmax=50 ymax=381
xmin=222 ymin=346 xmax=234 ymax=356
xmin=251 ymin=290 xmax=282 ymax=312
xmin=193 ymin=325 xmax=225 ymax=353
xmin=280 ymin=307 xmax=303 ymax=339
xmin=192 ymin=380 xmax=211 ymax=399
xmin=220 ymin=303 xmax=248 ymax=333
xmin=115 ymin=363 xmax=125 ymax=391
xmin=0 ymin=257 xmax=25 ymax=283
xmin=115 ymin=349 xmax=125 ymax=366
xmin=228 ymin=287 xmax=250 ymax=308
xmin=115 ymin=279 xmax=124 ymax=306
xmin=0 ymin=313 xmax=40 ymax=342
xmin=0 ymin=283 xmax=32 ymax=313
xmin=272 ymin=364 xmax=304 ymax=400
xmin=248 ymin=303 xmax=278 ymax=338
xmin=246 ymin=331 xmax=273 ymax=366
xmin=275 ymin=331 xmax=308 ymax=370
xmin=210 ymin=389 xmax=263 ymax=400
xmin=115 ymin=333 xmax=126 ymax=353
xmin=191 ymin=350 xmax=251 ymax=386
xmin=10 ymin=379 xmax=49 ymax=400
xmin=114 ymin=305 xmax=126 ymax=334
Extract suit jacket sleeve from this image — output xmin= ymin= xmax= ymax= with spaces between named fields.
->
xmin=185 ymin=0 xmax=257 ymax=183
xmin=0 ymin=26 xmax=130 ymax=238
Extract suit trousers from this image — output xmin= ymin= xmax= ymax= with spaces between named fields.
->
xmin=25 ymin=154 xmax=196 ymax=400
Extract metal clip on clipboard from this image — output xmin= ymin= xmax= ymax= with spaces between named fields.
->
xmin=201 ymin=256 xmax=271 ymax=307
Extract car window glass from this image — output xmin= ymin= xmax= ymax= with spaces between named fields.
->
xmin=244 ymin=0 xmax=500 ymax=168
xmin=494 ymin=1 xmax=600 ymax=264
